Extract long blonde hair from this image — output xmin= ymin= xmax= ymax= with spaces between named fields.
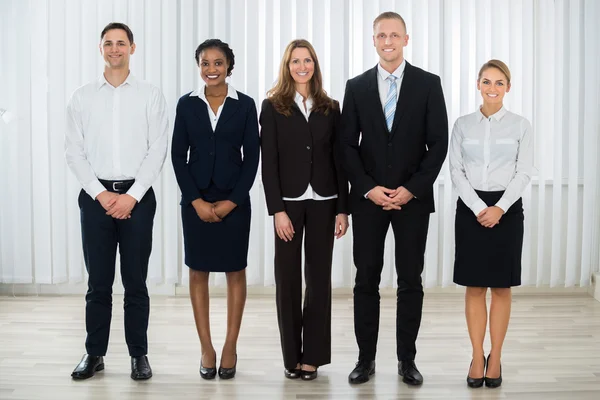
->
xmin=267 ymin=39 xmax=336 ymax=117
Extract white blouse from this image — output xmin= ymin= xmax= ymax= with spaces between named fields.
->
xmin=190 ymin=83 xmax=239 ymax=131
xmin=449 ymin=106 xmax=533 ymax=216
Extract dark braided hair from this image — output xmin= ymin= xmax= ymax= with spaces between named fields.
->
xmin=194 ymin=39 xmax=235 ymax=76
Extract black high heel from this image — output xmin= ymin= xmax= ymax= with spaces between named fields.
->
xmin=218 ymin=354 xmax=237 ymax=379
xmin=200 ymin=354 xmax=217 ymax=380
xmin=466 ymin=355 xmax=486 ymax=388
xmin=484 ymin=354 xmax=502 ymax=388
xmin=300 ymin=366 xmax=318 ymax=381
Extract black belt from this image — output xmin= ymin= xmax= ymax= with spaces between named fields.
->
xmin=99 ymin=179 xmax=135 ymax=193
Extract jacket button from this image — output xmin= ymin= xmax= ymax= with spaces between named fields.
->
xmin=209 ymin=152 xmax=214 ymax=156
xmin=388 ymin=164 xmax=392 ymax=168
xmin=306 ymin=146 xmax=311 ymax=150
xmin=388 ymin=143 xmax=392 ymax=147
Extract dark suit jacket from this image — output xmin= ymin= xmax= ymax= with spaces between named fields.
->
xmin=341 ymin=62 xmax=448 ymax=214
xmin=260 ymin=98 xmax=349 ymax=216
xmin=171 ymin=91 xmax=260 ymax=206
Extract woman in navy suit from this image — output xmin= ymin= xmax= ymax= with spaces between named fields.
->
xmin=171 ymin=39 xmax=260 ymax=380
xmin=260 ymin=39 xmax=349 ymax=380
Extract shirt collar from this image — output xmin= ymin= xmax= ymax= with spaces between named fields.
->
xmin=96 ymin=72 xmax=136 ymax=90
xmin=294 ymin=91 xmax=312 ymax=106
xmin=190 ymin=83 xmax=239 ymax=102
xmin=478 ymin=106 xmax=507 ymax=122
xmin=377 ymin=59 xmax=406 ymax=81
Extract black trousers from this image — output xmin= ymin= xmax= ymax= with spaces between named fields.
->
xmin=352 ymin=203 xmax=430 ymax=362
xmin=274 ymin=199 xmax=336 ymax=369
xmin=78 ymin=187 xmax=156 ymax=357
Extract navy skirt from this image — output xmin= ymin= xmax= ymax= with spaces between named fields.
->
xmin=181 ymin=184 xmax=251 ymax=272
xmin=453 ymin=191 xmax=523 ymax=288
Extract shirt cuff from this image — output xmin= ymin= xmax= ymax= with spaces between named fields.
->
xmin=127 ymin=182 xmax=148 ymax=203
xmin=86 ymin=180 xmax=107 ymax=200
xmin=494 ymin=199 xmax=511 ymax=214
xmin=364 ymin=190 xmax=371 ymax=199
xmin=470 ymin=199 xmax=488 ymax=217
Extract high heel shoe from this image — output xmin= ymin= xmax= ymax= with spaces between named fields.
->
xmin=484 ymin=354 xmax=502 ymax=388
xmin=300 ymin=366 xmax=318 ymax=381
xmin=218 ymin=354 xmax=237 ymax=379
xmin=284 ymin=368 xmax=301 ymax=379
xmin=466 ymin=355 xmax=485 ymax=388
xmin=200 ymin=359 xmax=217 ymax=380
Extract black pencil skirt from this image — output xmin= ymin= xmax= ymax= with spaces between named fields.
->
xmin=453 ymin=191 xmax=523 ymax=288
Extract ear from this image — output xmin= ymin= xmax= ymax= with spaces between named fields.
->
xmin=506 ymin=82 xmax=511 ymax=93
xmin=404 ymin=34 xmax=409 ymax=46
xmin=372 ymin=35 xmax=376 ymax=47
xmin=130 ymin=43 xmax=136 ymax=55
xmin=476 ymin=79 xmax=481 ymax=91
xmin=99 ymin=43 xmax=102 ymax=55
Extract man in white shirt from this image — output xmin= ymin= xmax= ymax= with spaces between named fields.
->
xmin=65 ymin=22 xmax=168 ymax=381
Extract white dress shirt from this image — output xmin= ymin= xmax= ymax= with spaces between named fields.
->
xmin=449 ymin=106 xmax=533 ymax=216
xmin=65 ymin=73 xmax=169 ymax=201
xmin=363 ymin=61 xmax=407 ymax=199
xmin=282 ymin=92 xmax=338 ymax=202
xmin=377 ymin=60 xmax=405 ymax=111
xmin=190 ymin=83 xmax=239 ymax=131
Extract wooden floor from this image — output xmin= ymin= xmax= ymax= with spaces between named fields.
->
xmin=1 ymin=293 xmax=599 ymax=400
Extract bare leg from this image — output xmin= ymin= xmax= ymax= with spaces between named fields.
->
xmin=465 ymin=287 xmax=487 ymax=378
xmin=487 ymin=287 xmax=512 ymax=378
xmin=221 ymin=269 xmax=247 ymax=368
xmin=189 ymin=269 xmax=216 ymax=367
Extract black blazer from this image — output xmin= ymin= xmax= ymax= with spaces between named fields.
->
xmin=260 ymin=98 xmax=349 ymax=216
xmin=171 ymin=91 xmax=260 ymax=206
xmin=341 ymin=62 xmax=448 ymax=213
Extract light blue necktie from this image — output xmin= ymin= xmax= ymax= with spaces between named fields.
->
xmin=384 ymin=75 xmax=397 ymax=132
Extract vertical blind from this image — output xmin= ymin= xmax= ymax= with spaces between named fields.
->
xmin=0 ymin=0 xmax=599 ymax=288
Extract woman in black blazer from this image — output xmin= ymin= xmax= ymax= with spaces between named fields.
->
xmin=171 ymin=39 xmax=260 ymax=380
xmin=260 ymin=39 xmax=349 ymax=380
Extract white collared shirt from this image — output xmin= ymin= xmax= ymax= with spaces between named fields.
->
xmin=377 ymin=60 xmax=406 ymax=111
xmin=190 ymin=83 xmax=239 ymax=131
xmin=449 ymin=106 xmax=533 ymax=215
xmin=65 ymin=73 xmax=169 ymax=201
xmin=282 ymin=92 xmax=338 ymax=202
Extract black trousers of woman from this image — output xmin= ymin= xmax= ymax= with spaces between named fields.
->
xmin=274 ymin=199 xmax=337 ymax=369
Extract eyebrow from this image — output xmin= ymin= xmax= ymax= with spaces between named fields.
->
xmin=482 ymin=78 xmax=506 ymax=82
xmin=201 ymin=58 xmax=225 ymax=62
xmin=103 ymin=40 xmax=127 ymax=44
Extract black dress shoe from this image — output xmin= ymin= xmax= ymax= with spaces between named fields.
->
xmin=398 ymin=360 xmax=423 ymax=385
xmin=200 ymin=358 xmax=217 ymax=380
xmin=484 ymin=354 xmax=502 ymax=388
xmin=467 ymin=356 xmax=486 ymax=388
xmin=71 ymin=354 xmax=104 ymax=380
xmin=284 ymin=368 xmax=301 ymax=379
xmin=348 ymin=360 xmax=375 ymax=384
xmin=218 ymin=354 xmax=237 ymax=379
xmin=300 ymin=367 xmax=318 ymax=381
xmin=131 ymin=356 xmax=152 ymax=380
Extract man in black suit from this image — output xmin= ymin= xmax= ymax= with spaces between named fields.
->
xmin=341 ymin=12 xmax=448 ymax=385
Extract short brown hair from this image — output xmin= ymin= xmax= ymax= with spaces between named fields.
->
xmin=101 ymin=22 xmax=134 ymax=44
xmin=478 ymin=59 xmax=511 ymax=84
xmin=373 ymin=11 xmax=407 ymax=32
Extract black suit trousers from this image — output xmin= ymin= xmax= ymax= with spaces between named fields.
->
xmin=78 ymin=188 xmax=156 ymax=357
xmin=352 ymin=200 xmax=430 ymax=362
xmin=274 ymin=199 xmax=337 ymax=369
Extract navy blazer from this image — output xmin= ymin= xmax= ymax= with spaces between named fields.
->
xmin=171 ymin=90 xmax=260 ymax=206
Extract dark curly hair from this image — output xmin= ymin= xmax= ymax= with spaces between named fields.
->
xmin=194 ymin=39 xmax=235 ymax=76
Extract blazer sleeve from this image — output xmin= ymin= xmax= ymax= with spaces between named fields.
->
xmin=340 ymin=79 xmax=378 ymax=196
xmin=332 ymin=103 xmax=349 ymax=214
xmin=171 ymin=98 xmax=201 ymax=205
xmin=228 ymin=98 xmax=260 ymax=206
xmin=402 ymin=75 xmax=449 ymax=198
xmin=259 ymin=99 xmax=286 ymax=215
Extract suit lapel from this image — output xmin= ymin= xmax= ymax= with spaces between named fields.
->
xmin=191 ymin=96 xmax=214 ymax=133
xmin=215 ymin=96 xmax=240 ymax=133
xmin=366 ymin=65 xmax=389 ymax=135
xmin=390 ymin=62 xmax=415 ymax=137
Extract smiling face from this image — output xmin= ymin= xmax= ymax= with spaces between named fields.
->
xmin=477 ymin=67 xmax=511 ymax=106
xmin=373 ymin=18 xmax=409 ymax=69
xmin=99 ymin=29 xmax=135 ymax=70
xmin=198 ymin=47 xmax=230 ymax=87
xmin=288 ymin=47 xmax=315 ymax=87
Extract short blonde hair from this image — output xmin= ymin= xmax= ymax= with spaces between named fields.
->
xmin=478 ymin=59 xmax=511 ymax=84
xmin=373 ymin=11 xmax=407 ymax=32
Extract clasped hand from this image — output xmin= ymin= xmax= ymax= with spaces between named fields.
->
xmin=477 ymin=206 xmax=504 ymax=228
xmin=192 ymin=198 xmax=236 ymax=223
xmin=97 ymin=191 xmax=136 ymax=219
xmin=367 ymin=186 xmax=414 ymax=210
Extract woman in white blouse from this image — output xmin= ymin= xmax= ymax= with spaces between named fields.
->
xmin=449 ymin=59 xmax=533 ymax=389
